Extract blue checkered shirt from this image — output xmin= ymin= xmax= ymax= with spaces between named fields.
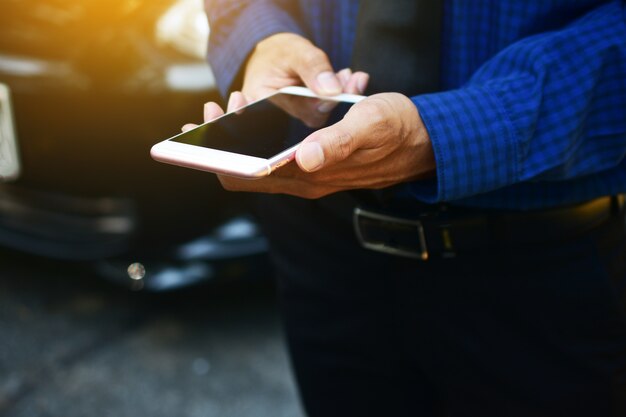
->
xmin=206 ymin=0 xmax=626 ymax=210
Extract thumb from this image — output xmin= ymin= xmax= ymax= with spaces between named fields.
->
xmin=294 ymin=47 xmax=342 ymax=96
xmin=296 ymin=122 xmax=357 ymax=172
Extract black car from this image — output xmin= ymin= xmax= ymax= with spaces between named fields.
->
xmin=0 ymin=0 xmax=269 ymax=290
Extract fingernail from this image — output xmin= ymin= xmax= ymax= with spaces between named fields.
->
xmin=298 ymin=142 xmax=325 ymax=172
xmin=357 ymin=74 xmax=369 ymax=95
xmin=338 ymin=68 xmax=352 ymax=85
xmin=317 ymin=72 xmax=342 ymax=95
xmin=317 ymin=100 xmax=336 ymax=113
xmin=227 ymin=92 xmax=238 ymax=110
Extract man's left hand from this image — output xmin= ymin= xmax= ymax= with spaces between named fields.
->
xmin=201 ymin=92 xmax=436 ymax=199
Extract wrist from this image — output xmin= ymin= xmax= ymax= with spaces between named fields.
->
xmin=396 ymin=94 xmax=436 ymax=180
xmin=255 ymin=32 xmax=310 ymax=53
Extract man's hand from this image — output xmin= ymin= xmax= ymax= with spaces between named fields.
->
xmin=182 ymin=32 xmax=369 ymax=132
xmin=207 ymin=93 xmax=436 ymax=199
xmin=241 ymin=33 xmax=368 ymax=100
xmin=183 ymin=33 xmax=436 ymax=199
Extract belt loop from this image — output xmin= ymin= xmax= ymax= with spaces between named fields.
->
xmin=439 ymin=226 xmax=457 ymax=258
xmin=437 ymin=204 xmax=457 ymax=258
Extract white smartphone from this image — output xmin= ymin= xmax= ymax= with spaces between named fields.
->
xmin=150 ymin=86 xmax=365 ymax=178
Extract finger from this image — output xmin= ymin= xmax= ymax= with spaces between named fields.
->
xmin=182 ymin=123 xmax=198 ymax=132
xmin=296 ymin=100 xmax=377 ymax=172
xmin=345 ymin=72 xmax=370 ymax=95
xmin=296 ymin=122 xmax=356 ymax=172
xmin=204 ymin=102 xmax=225 ymax=122
xmin=295 ymin=46 xmax=342 ymax=96
xmin=227 ymin=91 xmax=249 ymax=114
xmin=241 ymin=83 xmax=276 ymax=102
xmin=217 ymin=169 xmax=339 ymax=199
xmin=337 ymin=68 xmax=352 ymax=89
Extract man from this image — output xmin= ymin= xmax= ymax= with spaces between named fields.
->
xmin=195 ymin=1 xmax=626 ymax=416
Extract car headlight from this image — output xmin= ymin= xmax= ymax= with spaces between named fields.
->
xmin=0 ymin=83 xmax=20 ymax=182
xmin=156 ymin=0 xmax=210 ymax=60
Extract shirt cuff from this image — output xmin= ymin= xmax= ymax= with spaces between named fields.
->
xmin=208 ymin=2 xmax=305 ymax=98
xmin=409 ymin=87 xmax=519 ymax=203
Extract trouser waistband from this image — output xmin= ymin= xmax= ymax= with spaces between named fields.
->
xmin=353 ymin=195 xmax=625 ymax=260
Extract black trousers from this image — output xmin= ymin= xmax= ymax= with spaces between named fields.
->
xmin=257 ymin=192 xmax=626 ymax=417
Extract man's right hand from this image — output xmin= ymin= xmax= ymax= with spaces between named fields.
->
xmin=183 ymin=32 xmax=369 ymax=132
xmin=240 ymin=32 xmax=368 ymax=101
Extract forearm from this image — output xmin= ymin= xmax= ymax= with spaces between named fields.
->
xmin=411 ymin=0 xmax=626 ymax=203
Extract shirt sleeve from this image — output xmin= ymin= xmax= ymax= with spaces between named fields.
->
xmin=205 ymin=0 xmax=306 ymax=98
xmin=410 ymin=1 xmax=626 ymax=203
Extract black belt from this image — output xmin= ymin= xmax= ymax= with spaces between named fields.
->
xmin=353 ymin=195 xmax=625 ymax=260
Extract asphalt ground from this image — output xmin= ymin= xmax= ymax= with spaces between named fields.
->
xmin=0 ymin=250 xmax=305 ymax=417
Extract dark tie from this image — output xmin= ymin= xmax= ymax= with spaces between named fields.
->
xmin=351 ymin=0 xmax=443 ymax=96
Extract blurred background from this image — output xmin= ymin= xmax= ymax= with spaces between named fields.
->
xmin=0 ymin=0 xmax=303 ymax=415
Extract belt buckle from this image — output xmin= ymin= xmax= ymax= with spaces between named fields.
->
xmin=353 ymin=207 xmax=429 ymax=260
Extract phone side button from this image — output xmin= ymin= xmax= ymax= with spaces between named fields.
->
xmin=272 ymin=159 xmax=291 ymax=171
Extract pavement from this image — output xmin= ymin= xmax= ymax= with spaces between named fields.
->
xmin=0 ymin=250 xmax=305 ymax=417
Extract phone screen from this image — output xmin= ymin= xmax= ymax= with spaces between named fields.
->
xmin=171 ymin=93 xmax=354 ymax=159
